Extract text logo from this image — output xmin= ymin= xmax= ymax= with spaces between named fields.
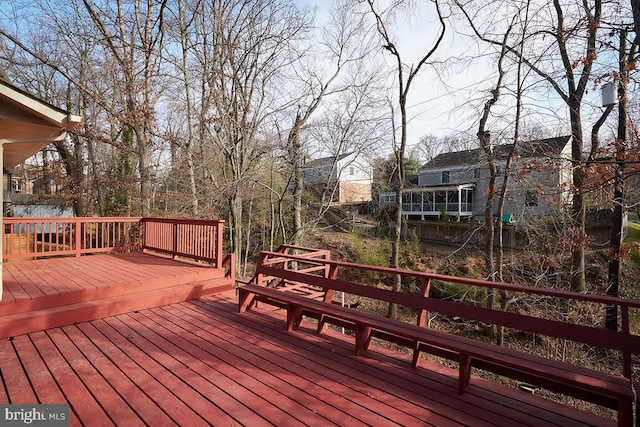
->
xmin=0 ymin=405 xmax=69 ymax=426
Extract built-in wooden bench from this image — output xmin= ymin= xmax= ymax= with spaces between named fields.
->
xmin=238 ymin=246 xmax=640 ymax=427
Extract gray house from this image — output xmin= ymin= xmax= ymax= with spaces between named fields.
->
xmin=380 ymin=136 xmax=572 ymax=222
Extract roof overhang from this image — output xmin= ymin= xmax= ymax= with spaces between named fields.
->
xmin=401 ymin=183 xmax=475 ymax=193
xmin=0 ymin=80 xmax=82 ymax=169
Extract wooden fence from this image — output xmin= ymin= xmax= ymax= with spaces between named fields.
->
xmin=2 ymin=217 xmax=226 ymax=268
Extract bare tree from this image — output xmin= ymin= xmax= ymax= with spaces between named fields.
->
xmin=364 ymin=0 xmax=446 ymax=318
xmin=458 ymin=0 xmax=605 ymax=292
xmin=196 ymin=0 xmax=308 ymax=265
xmin=81 ymin=0 xmax=167 ymax=217
xmin=279 ymin=0 xmax=377 ymax=247
xmin=161 ymin=0 xmax=200 ymax=216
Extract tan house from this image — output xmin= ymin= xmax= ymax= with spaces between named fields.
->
xmin=302 ymin=152 xmax=372 ymax=205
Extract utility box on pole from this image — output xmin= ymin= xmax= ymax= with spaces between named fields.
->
xmin=602 ymin=82 xmax=618 ymax=107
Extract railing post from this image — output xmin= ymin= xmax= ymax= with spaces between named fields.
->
xmin=417 ymin=278 xmax=431 ymax=328
xmin=172 ymin=222 xmax=178 ymax=260
xmin=621 ymin=305 xmax=632 ymax=378
xmin=139 ymin=218 xmax=145 ymax=251
xmin=324 ymin=264 xmax=339 ymax=304
xmin=254 ymin=252 xmax=267 ymax=285
xmin=216 ymin=221 xmax=224 ymax=269
xmin=74 ymin=218 xmax=81 ymax=257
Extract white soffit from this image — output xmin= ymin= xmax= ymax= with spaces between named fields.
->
xmin=0 ymin=80 xmax=82 ymax=169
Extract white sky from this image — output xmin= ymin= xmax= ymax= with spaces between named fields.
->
xmin=298 ymin=0 xmax=620 ymax=154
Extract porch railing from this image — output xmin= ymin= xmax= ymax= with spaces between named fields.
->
xmin=142 ymin=217 xmax=224 ymax=265
xmin=2 ymin=217 xmax=226 ymax=268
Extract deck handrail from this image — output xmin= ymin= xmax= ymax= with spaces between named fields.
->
xmin=2 ymin=217 xmax=226 ymax=269
xmin=255 ymin=248 xmax=640 ymax=379
xmin=2 ymin=217 xmax=143 ymax=259
xmin=257 ymin=249 xmax=640 ymax=309
xmin=141 ymin=217 xmax=224 ymax=267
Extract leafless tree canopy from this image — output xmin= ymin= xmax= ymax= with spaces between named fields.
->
xmin=0 ymin=0 xmax=636 ymax=278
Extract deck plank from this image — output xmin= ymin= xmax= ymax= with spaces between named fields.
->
xmin=20 ymin=260 xmax=70 ymax=296
xmin=9 ymin=335 xmax=81 ymax=426
xmin=34 ymin=258 xmax=95 ymax=293
xmin=28 ymin=330 xmax=114 ymax=427
xmin=168 ymin=301 xmax=446 ymax=426
xmin=1 ymin=264 xmax=20 ymax=302
xmin=10 ymin=335 xmax=67 ymax=403
xmin=202 ymin=295 xmax=614 ymax=427
xmin=0 ymin=337 xmax=37 ymax=403
xmin=117 ymin=310 xmax=308 ymax=427
xmin=4 ymin=261 xmax=43 ymax=300
xmin=45 ymin=328 xmax=144 ymax=426
xmin=0 ymin=252 xmax=232 ymax=316
xmin=194 ymin=299 xmax=509 ymax=426
xmin=83 ymin=318 xmax=211 ymax=426
xmin=137 ymin=307 xmax=371 ymax=427
xmin=190 ymin=299 xmax=527 ymax=426
xmin=60 ymin=324 xmax=176 ymax=427
xmin=104 ymin=314 xmax=275 ymax=426
xmin=195 ymin=300 xmax=488 ymax=425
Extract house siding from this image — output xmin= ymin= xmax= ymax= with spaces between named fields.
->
xmin=418 ymin=167 xmax=476 ymax=187
xmin=398 ymin=136 xmax=572 ymax=222
xmin=302 ymin=152 xmax=372 ymax=204
xmin=338 ymin=182 xmax=372 ymax=204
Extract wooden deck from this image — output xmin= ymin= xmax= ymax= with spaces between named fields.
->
xmin=0 ymin=290 xmax=616 ymax=427
xmin=0 ymin=252 xmax=234 ymax=338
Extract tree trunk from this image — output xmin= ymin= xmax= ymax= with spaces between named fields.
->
xmin=569 ymin=101 xmax=586 ymax=292
xmin=178 ymin=0 xmax=199 ymax=216
xmin=137 ymin=132 xmax=152 ymax=217
xmin=289 ymin=113 xmax=304 ymax=247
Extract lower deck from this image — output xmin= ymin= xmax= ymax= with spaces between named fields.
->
xmin=0 ymin=291 xmax=615 ymax=426
xmin=0 ymin=252 xmax=234 ymax=338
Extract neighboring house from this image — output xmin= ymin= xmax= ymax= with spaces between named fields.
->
xmin=302 ymin=152 xmax=372 ymax=204
xmin=10 ymin=194 xmax=74 ymax=218
xmin=7 ymin=194 xmax=74 ymax=234
xmin=380 ymin=136 xmax=572 ymax=222
xmin=9 ymin=163 xmax=66 ymax=196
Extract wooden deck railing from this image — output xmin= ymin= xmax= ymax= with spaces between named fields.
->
xmin=254 ymin=246 xmax=640 ymax=379
xmin=142 ymin=217 xmax=224 ymax=266
xmin=3 ymin=217 xmax=143 ymax=260
xmin=2 ymin=217 xmax=226 ymax=269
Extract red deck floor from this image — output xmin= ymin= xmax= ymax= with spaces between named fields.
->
xmin=0 ymin=290 xmax=616 ymax=427
xmin=1 ymin=252 xmax=227 ymax=304
xmin=0 ymin=253 xmax=234 ymax=339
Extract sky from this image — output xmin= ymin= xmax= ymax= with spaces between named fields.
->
xmin=300 ymin=0 xmax=481 ymax=146
xmin=297 ymin=0 xmax=621 ymax=155
xmin=1 ymin=0 xmax=622 ymax=159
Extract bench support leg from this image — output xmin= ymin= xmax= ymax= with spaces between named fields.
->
xmin=286 ymin=305 xmax=303 ymax=331
xmin=412 ymin=342 xmax=421 ymax=368
xmin=618 ymin=398 xmax=632 ymax=427
xmin=355 ymin=325 xmax=371 ymax=356
xmin=238 ymin=290 xmax=256 ymax=313
xmin=317 ymin=314 xmax=327 ymax=335
xmin=458 ymin=354 xmax=471 ymax=395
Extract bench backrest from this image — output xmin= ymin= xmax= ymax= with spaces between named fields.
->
xmin=254 ymin=247 xmax=640 ymax=378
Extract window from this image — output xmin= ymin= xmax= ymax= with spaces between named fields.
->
xmin=349 ymin=166 xmax=354 ymax=176
xmin=474 ymin=168 xmax=480 ymax=181
xmin=380 ymin=193 xmax=395 ymax=205
xmin=441 ymin=171 xmax=450 ymax=184
xmin=526 ymin=190 xmax=538 ymax=207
